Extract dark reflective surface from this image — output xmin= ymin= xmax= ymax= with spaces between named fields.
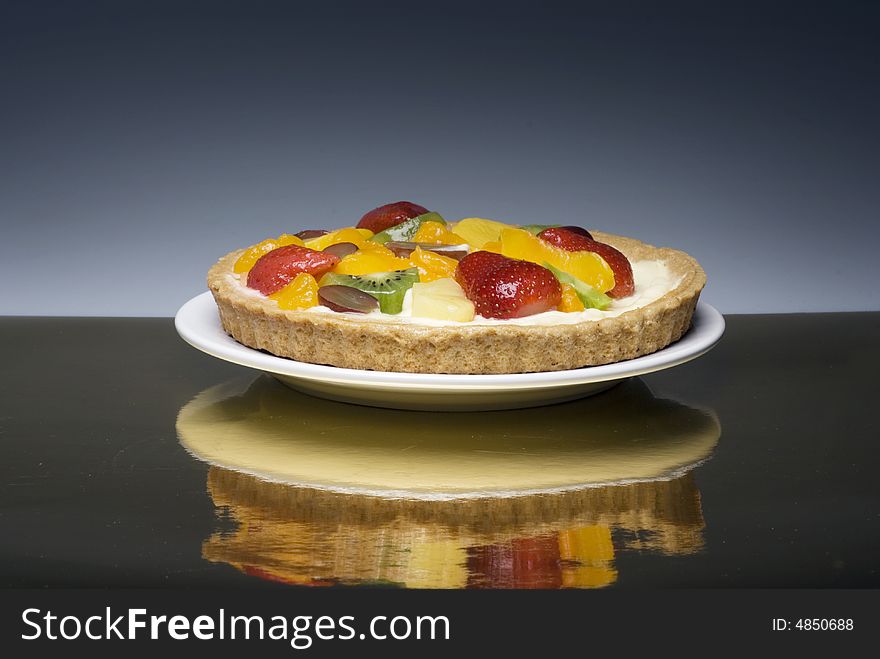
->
xmin=1 ymin=314 xmax=879 ymax=587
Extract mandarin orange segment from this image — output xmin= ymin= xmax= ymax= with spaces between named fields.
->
xmin=499 ymin=227 xmax=615 ymax=293
xmin=331 ymin=250 xmax=413 ymax=276
xmin=269 ymin=272 xmax=319 ymax=310
xmin=409 ymin=247 xmax=459 ymax=282
xmin=303 ymin=227 xmax=372 ymax=252
xmin=412 ymin=221 xmax=466 ymax=245
xmin=233 ymin=234 xmax=304 ymax=274
xmin=357 ymin=240 xmax=397 ymax=256
xmin=558 ymin=283 xmax=586 ymax=312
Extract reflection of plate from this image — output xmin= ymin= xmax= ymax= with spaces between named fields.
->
xmin=176 ymin=377 xmax=720 ymax=499
xmin=175 ymin=292 xmax=725 ymax=410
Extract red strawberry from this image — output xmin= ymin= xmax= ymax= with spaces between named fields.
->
xmin=454 ymin=250 xmax=508 ymax=296
xmin=538 ymin=227 xmax=635 ymax=298
xmin=455 ymin=251 xmax=561 ymax=319
xmin=559 ymin=225 xmax=593 ymax=240
xmin=246 ymin=244 xmax=340 ymax=295
xmin=356 ymin=201 xmax=429 ymax=234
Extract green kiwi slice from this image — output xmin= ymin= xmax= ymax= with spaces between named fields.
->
xmin=370 ymin=212 xmax=446 ymax=244
xmin=321 ymin=268 xmax=420 ymax=314
xmin=543 ymin=262 xmax=612 ymax=310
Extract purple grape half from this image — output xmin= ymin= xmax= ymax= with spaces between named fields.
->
xmin=318 ymin=285 xmax=379 ymax=313
xmin=322 ymin=242 xmax=359 ymax=259
xmin=295 ymin=229 xmax=329 ymax=240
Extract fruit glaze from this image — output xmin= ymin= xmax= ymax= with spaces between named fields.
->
xmin=226 ymin=201 xmax=681 ymax=326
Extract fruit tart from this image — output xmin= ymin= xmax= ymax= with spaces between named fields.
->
xmin=208 ymin=201 xmax=706 ymax=374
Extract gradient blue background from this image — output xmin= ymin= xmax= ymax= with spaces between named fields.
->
xmin=2 ymin=0 xmax=878 ymax=316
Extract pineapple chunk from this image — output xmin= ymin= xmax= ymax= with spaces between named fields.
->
xmin=418 ymin=276 xmax=462 ymax=297
xmin=411 ymin=278 xmax=475 ymax=322
xmin=451 ymin=217 xmax=512 ymax=248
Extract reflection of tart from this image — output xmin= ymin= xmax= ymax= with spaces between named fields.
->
xmin=208 ymin=202 xmax=706 ymax=374
xmin=202 ymin=467 xmax=706 ymax=589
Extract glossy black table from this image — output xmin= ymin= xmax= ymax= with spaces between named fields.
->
xmin=1 ymin=313 xmax=878 ymax=588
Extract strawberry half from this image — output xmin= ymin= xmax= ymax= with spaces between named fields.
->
xmin=356 ymin=201 xmax=429 ymax=234
xmin=455 ymin=251 xmax=561 ymax=319
xmin=559 ymin=225 xmax=593 ymax=240
xmin=454 ymin=250 xmax=508 ymax=297
xmin=537 ymin=227 xmax=634 ymax=298
xmin=246 ymin=244 xmax=340 ymax=295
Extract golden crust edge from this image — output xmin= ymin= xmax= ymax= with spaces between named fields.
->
xmin=206 ymin=231 xmax=707 ymax=374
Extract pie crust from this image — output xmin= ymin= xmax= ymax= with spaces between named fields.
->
xmin=207 ymin=231 xmax=706 ymax=374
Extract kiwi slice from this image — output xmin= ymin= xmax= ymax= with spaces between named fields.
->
xmin=370 ymin=212 xmax=446 ymax=244
xmin=543 ymin=262 xmax=612 ymax=310
xmin=321 ymin=268 xmax=420 ymax=314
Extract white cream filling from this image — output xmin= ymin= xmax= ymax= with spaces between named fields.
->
xmin=230 ymin=259 xmax=680 ymax=326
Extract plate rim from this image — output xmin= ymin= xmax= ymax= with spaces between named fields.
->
xmin=175 ymin=291 xmax=724 ymax=390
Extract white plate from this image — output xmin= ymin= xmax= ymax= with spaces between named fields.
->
xmin=175 ymin=291 xmax=725 ymax=411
